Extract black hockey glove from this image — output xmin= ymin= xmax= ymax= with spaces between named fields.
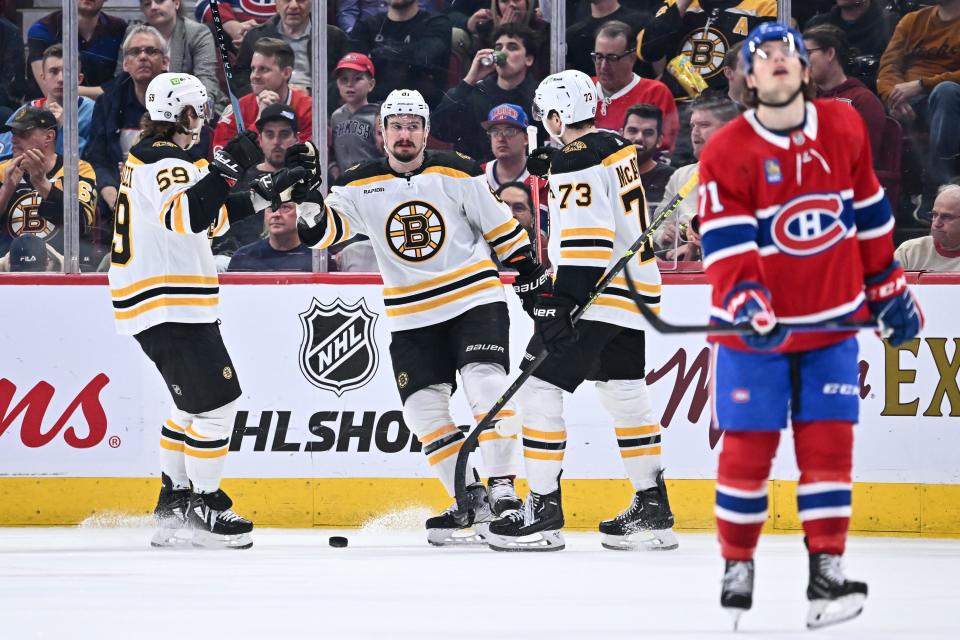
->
xmin=512 ymin=262 xmax=551 ymax=319
xmin=527 ymin=146 xmax=556 ymax=179
xmin=251 ymin=166 xmax=307 ymax=209
xmin=284 ymin=141 xmax=320 ymax=186
xmin=532 ymin=293 xmax=577 ymax=354
xmin=213 ymin=131 xmax=263 ymax=182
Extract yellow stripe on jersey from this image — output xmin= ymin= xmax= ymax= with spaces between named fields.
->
xmin=382 ymin=260 xmax=494 ymax=296
xmin=483 ymin=219 xmax=517 ymax=243
xmin=493 ymin=232 xmax=528 ymax=261
xmin=111 ymin=274 xmax=219 ymax=298
xmin=421 ymin=166 xmax=472 ymax=180
xmin=601 ymin=146 xmax=636 ymax=167
xmin=560 ymin=227 xmax=616 ymax=239
xmin=343 ymin=174 xmax=393 ymax=188
xmin=194 ymin=159 xmax=210 ymax=169
xmin=125 ymin=154 xmax=144 ymax=166
xmin=312 ymin=205 xmax=352 ymax=249
xmin=593 ymin=297 xmax=661 ymax=315
xmin=113 ymin=296 xmax=219 ymax=321
xmin=560 ymin=248 xmax=614 ymax=261
xmin=610 ymin=276 xmax=661 ymax=294
xmin=385 ymin=278 xmax=503 ymax=317
xmin=210 ymin=206 xmax=229 ymax=237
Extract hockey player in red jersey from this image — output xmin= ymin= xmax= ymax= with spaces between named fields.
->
xmin=698 ymin=23 xmax=923 ymax=630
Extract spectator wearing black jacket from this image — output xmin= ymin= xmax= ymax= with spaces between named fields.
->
xmin=431 ymin=23 xmax=537 ymax=161
xmin=348 ymin=0 xmax=451 ymax=107
xmin=806 ymin=0 xmax=900 ymax=89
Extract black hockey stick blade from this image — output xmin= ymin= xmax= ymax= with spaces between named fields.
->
xmin=623 ymin=265 xmax=878 ymax=335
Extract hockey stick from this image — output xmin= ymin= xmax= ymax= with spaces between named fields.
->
xmin=208 ymin=0 xmax=245 ymax=133
xmin=527 ymin=126 xmax=544 ymax=262
xmin=622 ymin=269 xmax=878 ymax=335
xmin=453 ymin=171 xmax=700 ymax=512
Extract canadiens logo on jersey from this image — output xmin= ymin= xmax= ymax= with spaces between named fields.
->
xmin=770 ymin=193 xmax=848 ymax=257
xmin=298 ymin=298 xmax=380 ymax=396
xmin=386 ymin=201 xmax=445 ymax=262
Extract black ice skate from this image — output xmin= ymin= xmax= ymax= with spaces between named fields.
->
xmin=150 ymin=473 xmax=192 ymax=548
xmin=426 ymin=482 xmax=492 ymax=546
xmin=187 ymin=488 xmax=253 ymax=549
xmin=806 ymin=553 xmax=868 ymax=629
xmin=720 ymin=559 xmax=754 ymax=631
xmin=488 ymin=476 xmax=522 ymax=516
xmin=599 ymin=469 xmax=678 ymax=551
xmin=486 ymin=487 xmax=564 ymax=552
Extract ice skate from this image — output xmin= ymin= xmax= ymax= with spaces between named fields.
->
xmin=720 ymin=559 xmax=754 ymax=631
xmin=488 ymin=476 xmax=522 ymax=516
xmin=486 ymin=487 xmax=565 ymax=552
xmin=187 ymin=488 xmax=253 ymax=549
xmin=599 ymin=470 xmax=678 ymax=551
xmin=426 ymin=482 xmax=492 ymax=546
xmin=150 ymin=473 xmax=192 ymax=548
xmin=806 ymin=553 xmax=867 ymax=629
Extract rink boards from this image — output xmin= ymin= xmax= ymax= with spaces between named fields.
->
xmin=1 ymin=273 xmax=958 ymax=533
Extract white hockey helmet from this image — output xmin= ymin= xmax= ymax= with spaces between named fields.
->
xmin=380 ymin=89 xmax=430 ymax=130
xmin=532 ymin=70 xmax=598 ymax=127
xmin=145 ymin=72 xmax=209 ymax=123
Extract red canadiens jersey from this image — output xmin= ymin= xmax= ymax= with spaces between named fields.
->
xmin=698 ymin=99 xmax=895 ymax=353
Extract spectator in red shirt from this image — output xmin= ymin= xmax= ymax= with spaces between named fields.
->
xmin=804 ymin=25 xmax=886 ymax=164
xmin=195 ymin=0 xmax=275 ymax=48
xmin=592 ymin=21 xmax=678 ymax=153
xmin=212 ymin=38 xmax=312 ymax=152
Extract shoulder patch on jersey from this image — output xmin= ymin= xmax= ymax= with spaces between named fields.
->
xmin=128 ymin=136 xmax=195 ymax=165
xmin=336 ymin=158 xmax=392 ymax=187
xmin=423 ymin=151 xmax=483 ymax=177
xmin=562 ymin=141 xmax=587 ymax=153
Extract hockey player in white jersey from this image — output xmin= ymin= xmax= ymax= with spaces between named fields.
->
xmin=292 ymin=89 xmax=550 ymax=545
xmin=108 ymin=73 xmax=300 ymax=549
xmin=485 ymin=70 xmax=676 ymax=552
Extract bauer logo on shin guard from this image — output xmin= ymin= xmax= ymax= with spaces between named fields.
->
xmin=298 ymin=298 xmax=379 ymax=396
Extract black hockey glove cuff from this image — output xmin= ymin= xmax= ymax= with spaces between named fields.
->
xmin=285 ymin=141 xmax=320 ymax=184
xmin=512 ymin=262 xmax=552 ymax=319
xmin=527 ymin=146 xmax=556 ymax=179
xmin=213 ymin=131 xmax=264 ymax=183
xmin=533 ymin=293 xmax=577 ymax=354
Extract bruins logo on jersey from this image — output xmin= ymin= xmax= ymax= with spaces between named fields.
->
xmin=8 ymin=193 xmax=53 ymax=238
xmin=385 ymin=200 xmax=445 ymax=262
xmin=681 ymin=27 xmax=730 ymax=79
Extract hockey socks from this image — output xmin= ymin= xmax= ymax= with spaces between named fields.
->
xmin=182 ymin=401 xmax=235 ymax=493
xmin=794 ymin=420 xmax=853 ymax=555
xmin=715 ymin=430 xmax=779 ymax=560
xmin=518 ymin=377 xmax=565 ymax=495
xmin=159 ymin=412 xmax=191 ymax=490
xmin=597 ymin=379 xmax=661 ymax=491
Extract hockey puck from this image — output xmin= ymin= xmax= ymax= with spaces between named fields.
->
xmin=329 ymin=535 xmax=349 ymax=548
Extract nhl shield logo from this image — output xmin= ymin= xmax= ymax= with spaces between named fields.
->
xmin=298 ymin=298 xmax=379 ymax=395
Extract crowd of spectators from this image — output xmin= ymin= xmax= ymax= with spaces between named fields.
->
xmin=0 ymin=0 xmax=957 ymax=274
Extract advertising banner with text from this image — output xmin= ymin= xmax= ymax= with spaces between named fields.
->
xmin=2 ymin=279 xmax=957 ymax=483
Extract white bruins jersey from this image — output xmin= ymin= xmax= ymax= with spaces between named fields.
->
xmin=108 ymin=138 xmax=229 ymax=336
xmin=313 ymin=151 xmax=530 ymax=331
xmin=547 ymin=131 xmax=661 ymax=330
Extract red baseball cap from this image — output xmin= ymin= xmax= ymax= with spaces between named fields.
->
xmin=335 ymin=53 xmax=375 ymax=78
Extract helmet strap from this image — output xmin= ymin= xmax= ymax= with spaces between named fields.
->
xmin=754 ymin=83 xmax=804 ymax=109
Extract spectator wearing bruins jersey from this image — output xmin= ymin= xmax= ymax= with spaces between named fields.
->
xmin=485 ymin=71 xmax=675 ymax=554
xmin=107 ymin=73 xmax=297 ymax=551
xmin=638 ymin=0 xmax=777 ymax=97
xmin=293 ymin=89 xmax=548 ymax=546
xmin=0 ymin=106 xmax=98 ymax=267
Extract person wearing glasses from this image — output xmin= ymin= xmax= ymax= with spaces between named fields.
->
xmin=565 ymin=0 xmax=652 ymax=77
xmin=432 ymin=23 xmax=539 ymax=161
xmin=480 ymin=104 xmax=549 ymax=230
xmin=592 ymin=21 xmax=679 ymax=153
xmin=86 ymin=26 xmax=211 ymax=222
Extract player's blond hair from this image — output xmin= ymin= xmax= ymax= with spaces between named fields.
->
xmin=135 ymin=106 xmax=200 ymax=144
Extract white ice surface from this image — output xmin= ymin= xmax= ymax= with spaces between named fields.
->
xmin=0 ymin=525 xmax=958 ymax=640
